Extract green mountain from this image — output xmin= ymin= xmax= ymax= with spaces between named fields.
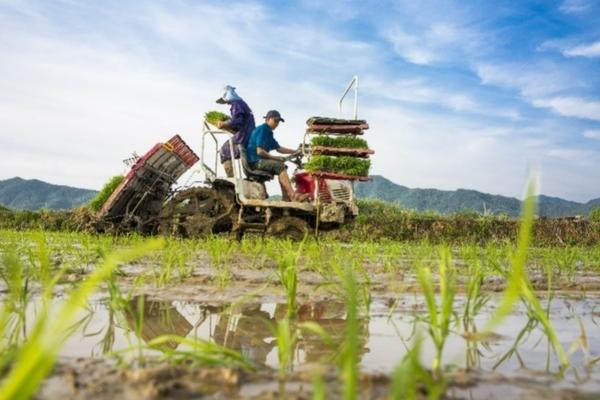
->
xmin=2 ymin=175 xmax=598 ymax=217
xmin=355 ymin=175 xmax=599 ymax=217
xmin=0 ymin=177 xmax=97 ymax=210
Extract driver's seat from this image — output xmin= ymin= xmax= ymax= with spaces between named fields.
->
xmin=239 ymin=148 xmax=273 ymax=182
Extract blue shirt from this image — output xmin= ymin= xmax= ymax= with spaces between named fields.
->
xmin=246 ymin=123 xmax=280 ymax=164
xmin=219 ymin=99 xmax=256 ymax=162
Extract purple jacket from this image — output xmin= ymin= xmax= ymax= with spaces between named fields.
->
xmin=219 ymin=99 xmax=255 ymax=162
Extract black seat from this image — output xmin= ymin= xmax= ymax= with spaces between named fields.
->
xmin=239 ymin=148 xmax=273 ymax=182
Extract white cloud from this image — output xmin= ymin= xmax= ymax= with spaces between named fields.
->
xmin=532 ymin=97 xmax=600 ymax=121
xmin=475 ymin=62 xmax=600 ymax=122
xmin=547 ymin=147 xmax=596 ymax=166
xmin=583 ymin=129 xmax=600 ymax=139
xmin=366 ymin=78 xmax=521 ymax=119
xmin=563 ymin=40 xmax=600 ymax=58
xmin=475 ymin=62 xmax=576 ymax=98
xmin=384 ymin=21 xmax=482 ymax=66
xmin=379 ymin=0 xmax=489 ymax=66
xmin=559 ymin=0 xmax=591 ymax=13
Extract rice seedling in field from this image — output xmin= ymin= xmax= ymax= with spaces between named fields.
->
xmin=492 ymin=317 xmax=538 ymax=371
xmin=483 ymin=179 xmax=569 ymax=368
xmin=388 ymin=335 xmax=444 ymax=400
xmin=381 ymin=241 xmax=403 ymax=273
xmin=0 ymin=238 xmax=164 ymax=400
xmin=274 ymin=239 xmax=304 ymax=318
xmin=551 ymin=246 xmax=579 ymax=279
xmin=461 ymin=245 xmax=489 ymax=326
xmin=415 ymin=246 xmax=456 ymax=376
xmin=339 ymin=264 xmax=360 ymax=400
xmin=154 ymin=239 xmax=192 ymax=286
xmin=274 ymin=317 xmax=297 ymax=380
xmin=207 ymin=236 xmax=236 ymax=288
xmin=312 ymin=364 xmax=326 ymax=400
xmin=141 ymin=334 xmax=254 ymax=370
xmin=239 ymin=237 xmax=268 ymax=269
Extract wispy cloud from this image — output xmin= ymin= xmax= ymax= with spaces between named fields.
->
xmin=559 ymin=0 xmax=592 ymax=14
xmin=532 ymin=97 xmax=600 ymax=121
xmin=583 ymin=129 xmax=600 ymax=139
xmin=367 ymin=78 xmax=521 ymax=120
xmin=563 ymin=40 xmax=600 ymax=58
xmin=474 ymin=62 xmax=600 ymax=121
xmin=379 ymin=0 xmax=489 ymax=66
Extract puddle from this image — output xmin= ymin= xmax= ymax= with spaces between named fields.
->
xmin=34 ymin=293 xmax=597 ymax=394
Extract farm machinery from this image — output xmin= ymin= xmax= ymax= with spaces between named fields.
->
xmin=97 ymin=77 xmax=372 ymax=238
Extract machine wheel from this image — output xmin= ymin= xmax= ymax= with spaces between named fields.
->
xmin=266 ymin=216 xmax=310 ymax=240
xmin=158 ymin=187 xmax=236 ymax=237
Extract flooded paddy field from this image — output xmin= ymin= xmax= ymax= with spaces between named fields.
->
xmin=1 ymin=229 xmax=600 ymax=399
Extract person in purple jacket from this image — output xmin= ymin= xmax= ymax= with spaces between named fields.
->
xmin=215 ymin=85 xmax=256 ymax=177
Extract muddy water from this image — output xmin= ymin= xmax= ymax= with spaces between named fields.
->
xmin=42 ymin=292 xmax=600 ymax=398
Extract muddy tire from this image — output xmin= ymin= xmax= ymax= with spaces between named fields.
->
xmin=158 ymin=187 xmax=236 ymax=237
xmin=266 ymin=216 xmax=310 ymax=240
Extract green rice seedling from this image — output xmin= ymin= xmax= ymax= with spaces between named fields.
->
xmin=207 ymin=236 xmax=237 ymax=288
xmin=310 ymin=135 xmax=369 ymax=149
xmin=552 ymin=246 xmax=579 ymax=280
xmin=482 ymin=242 xmax=509 ymax=277
xmin=303 ymin=239 xmax=327 ymax=275
xmin=89 ymin=175 xmax=124 ymax=212
xmin=24 ymin=232 xmax=52 ymax=289
xmin=274 ymin=317 xmax=297 ymax=380
xmin=492 ymin=317 xmax=537 ymax=370
xmin=340 ymin=264 xmax=360 ymax=400
xmin=416 ymin=246 xmax=455 ymax=376
xmin=204 ymin=110 xmax=230 ymax=126
xmin=275 ymin=239 xmax=304 ymax=318
xmin=462 ymin=246 xmax=489 ymax=327
xmin=388 ymin=334 xmax=444 ymax=400
xmin=239 ymin=237 xmax=266 ymax=269
xmin=0 ymin=238 xmax=163 ymax=400
xmin=483 ymin=178 xmax=569 ymax=368
xmin=0 ymin=245 xmax=33 ymax=347
xmin=155 ymin=239 xmax=192 ymax=286
xmin=305 ymin=155 xmax=370 ymax=177
xmin=133 ymin=295 xmax=146 ymax=364
xmin=381 ymin=241 xmax=403 ymax=273
xmin=142 ymin=334 xmax=254 ymax=370
xmin=312 ymin=364 xmax=326 ymax=400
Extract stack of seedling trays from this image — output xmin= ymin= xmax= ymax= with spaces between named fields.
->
xmin=305 ymin=117 xmax=373 ymax=181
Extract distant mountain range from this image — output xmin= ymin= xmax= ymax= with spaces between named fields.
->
xmin=355 ymin=175 xmax=600 ymax=217
xmin=0 ymin=177 xmax=97 ymax=210
xmin=1 ymin=176 xmax=599 ymax=217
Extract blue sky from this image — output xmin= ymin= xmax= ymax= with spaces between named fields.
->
xmin=0 ymin=0 xmax=599 ymax=202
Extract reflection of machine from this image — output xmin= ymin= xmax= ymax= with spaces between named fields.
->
xmin=123 ymin=296 xmax=193 ymax=350
xmin=97 ymin=77 xmax=370 ymax=238
xmin=210 ymin=302 xmax=369 ymax=367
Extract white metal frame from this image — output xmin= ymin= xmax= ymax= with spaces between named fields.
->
xmin=303 ymin=75 xmax=360 ymax=156
xmin=338 ymin=75 xmax=359 ymax=120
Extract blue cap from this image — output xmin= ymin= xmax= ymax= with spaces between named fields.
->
xmin=263 ymin=110 xmax=285 ymax=122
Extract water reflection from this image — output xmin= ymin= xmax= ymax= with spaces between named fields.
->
xmin=123 ymin=296 xmax=193 ymax=350
xmin=46 ymin=295 xmax=600 ymax=393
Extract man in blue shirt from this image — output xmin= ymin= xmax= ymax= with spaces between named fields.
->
xmin=215 ymin=85 xmax=256 ymax=177
xmin=247 ymin=110 xmax=308 ymax=202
